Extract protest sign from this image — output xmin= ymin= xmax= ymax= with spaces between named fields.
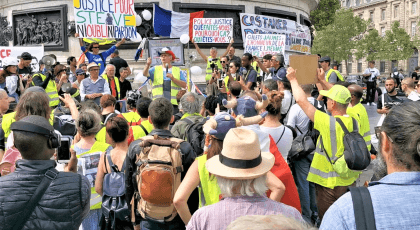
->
xmin=289 ymin=55 xmax=318 ymax=85
xmin=0 ymin=46 xmax=44 ymax=72
xmin=244 ymin=34 xmax=286 ymax=58
xmin=239 ymin=13 xmax=311 ymax=54
xmin=193 ymin=18 xmax=233 ymax=43
xmin=148 ymin=39 xmax=185 ymax=66
xmin=73 ymin=0 xmax=140 ymax=40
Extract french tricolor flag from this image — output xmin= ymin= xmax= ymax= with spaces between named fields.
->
xmin=153 ymin=4 xmax=204 ymax=39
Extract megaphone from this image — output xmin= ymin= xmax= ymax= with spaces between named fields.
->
xmin=41 ymin=55 xmax=56 ymax=71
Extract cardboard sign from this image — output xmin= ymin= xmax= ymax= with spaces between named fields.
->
xmin=289 ymin=55 xmax=318 ymax=85
xmin=239 ymin=13 xmax=311 ymax=54
xmin=0 ymin=46 xmax=44 ymax=72
xmin=148 ymin=38 xmax=185 ymax=66
xmin=193 ymin=18 xmax=233 ymax=43
xmin=244 ymin=34 xmax=286 ymax=58
xmin=73 ymin=0 xmax=140 ymax=39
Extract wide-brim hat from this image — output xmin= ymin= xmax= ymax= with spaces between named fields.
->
xmin=320 ymin=84 xmax=351 ymax=104
xmin=158 ymin=47 xmax=176 ymax=60
xmin=206 ymin=128 xmax=274 ymax=179
xmin=87 ymin=62 xmax=99 ymax=71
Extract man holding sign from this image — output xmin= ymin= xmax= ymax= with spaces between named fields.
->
xmin=143 ymin=48 xmax=187 ymax=114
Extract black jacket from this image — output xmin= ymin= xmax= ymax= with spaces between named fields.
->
xmin=125 ymin=129 xmax=198 ymax=224
xmin=0 ymin=160 xmax=90 ymax=230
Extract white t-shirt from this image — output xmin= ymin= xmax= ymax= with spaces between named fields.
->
xmin=5 ymin=75 xmax=18 ymax=95
xmin=287 ymin=97 xmax=317 ymax=135
xmin=363 ymin=68 xmax=380 ymax=82
xmin=260 ymin=125 xmax=293 ymax=163
xmin=281 ymin=90 xmax=295 ymax=123
xmin=408 ymin=91 xmax=420 ymax=101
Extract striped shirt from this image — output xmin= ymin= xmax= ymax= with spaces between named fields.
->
xmin=186 ymin=195 xmax=303 ymax=230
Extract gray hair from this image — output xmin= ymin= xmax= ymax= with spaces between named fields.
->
xmin=76 ymin=109 xmax=102 ymax=137
xmin=216 ymin=174 xmax=268 ymax=197
xmin=262 ymin=79 xmax=278 ymax=91
xmin=180 ymin=92 xmax=201 ymax=114
xmin=0 ymin=89 xmax=7 ymax=98
xmin=106 ymin=64 xmax=115 ymax=71
xmin=119 ymin=67 xmax=127 ymax=74
xmin=210 ymin=47 xmax=218 ymax=52
xmin=227 ymin=214 xmax=316 ymax=230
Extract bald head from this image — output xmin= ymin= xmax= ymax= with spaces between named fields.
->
xmin=0 ymin=89 xmax=7 ymax=99
xmin=348 ymin=84 xmax=363 ymax=99
xmin=402 ymin=77 xmax=415 ymax=89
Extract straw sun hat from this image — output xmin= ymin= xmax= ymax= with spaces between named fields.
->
xmin=205 ymin=128 xmax=274 ymax=180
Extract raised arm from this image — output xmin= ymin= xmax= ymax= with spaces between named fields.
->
xmin=317 ymin=70 xmax=333 ymax=91
xmin=220 ymin=39 xmax=234 ymax=58
xmin=75 ymin=33 xmax=85 ymax=48
xmin=143 ymin=57 xmax=152 ymax=77
xmin=254 ymin=56 xmax=269 ymax=73
xmin=192 ymin=40 xmax=208 ymax=62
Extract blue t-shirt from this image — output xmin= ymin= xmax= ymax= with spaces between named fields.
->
xmin=239 ymin=67 xmax=257 ymax=90
xmin=269 ymin=67 xmax=286 ymax=82
xmin=148 ymin=66 xmax=187 ymax=102
xmin=81 ymin=45 xmax=116 ymax=75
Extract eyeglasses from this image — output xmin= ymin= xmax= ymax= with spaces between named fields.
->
xmin=374 ymin=126 xmax=394 ymax=143
xmin=271 ymin=59 xmax=278 ymax=62
xmin=90 ymin=68 xmax=100 ymax=71
xmin=221 ymin=61 xmax=226 ymax=63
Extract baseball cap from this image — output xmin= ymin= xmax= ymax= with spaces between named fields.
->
xmin=319 ymin=56 xmax=331 ymax=63
xmin=158 ymin=47 xmax=176 ymax=60
xmin=76 ymin=68 xmax=86 ymax=75
xmin=320 ymin=85 xmax=351 ymax=104
xmin=20 ymin=52 xmax=33 ymax=61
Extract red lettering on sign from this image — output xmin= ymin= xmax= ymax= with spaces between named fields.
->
xmin=0 ymin=49 xmax=11 ymax=58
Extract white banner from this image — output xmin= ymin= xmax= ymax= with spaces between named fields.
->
xmin=239 ymin=13 xmax=311 ymax=54
xmin=193 ymin=18 xmax=233 ymax=43
xmin=244 ymin=34 xmax=286 ymax=58
xmin=0 ymin=46 xmax=44 ymax=72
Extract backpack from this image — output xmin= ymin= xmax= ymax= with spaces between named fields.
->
xmin=53 ymin=109 xmax=77 ymax=136
xmin=183 ymin=117 xmax=206 ymax=156
xmin=288 ymin=121 xmax=317 ymax=163
xmin=134 ymin=135 xmax=184 ymax=222
xmin=101 ymin=150 xmax=131 ymax=229
xmin=326 ymin=117 xmax=371 ymax=170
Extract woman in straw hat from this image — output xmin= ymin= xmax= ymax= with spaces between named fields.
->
xmin=173 ymin=112 xmax=286 ymax=225
xmin=186 ymin=128 xmax=303 ymax=230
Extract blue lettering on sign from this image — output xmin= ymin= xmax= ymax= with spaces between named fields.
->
xmin=242 ymin=15 xmax=252 ymax=26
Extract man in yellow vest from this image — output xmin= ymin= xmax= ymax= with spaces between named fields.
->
xmin=101 ymin=64 xmax=120 ymax=100
xmin=286 ymin=67 xmax=362 ymax=220
xmin=31 ymin=61 xmax=62 ymax=108
xmin=319 ymin=56 xmax=344 ymax=83
xmin=192 ymin=39 xmax=234 ymax=82
xmin=117 ymin=90 xmax=141 ymax=125
xmin=143 ymin=48 xmax=187 ymax=114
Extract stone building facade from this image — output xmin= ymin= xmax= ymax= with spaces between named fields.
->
xmin=342 ymin=0 xmax=420 ymax=77
xmin=0 ymin=0 xmax=318 ymax=84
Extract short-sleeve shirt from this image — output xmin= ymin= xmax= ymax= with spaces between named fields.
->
xmin=377 ymin=93 xmax=408 ymax=110
xmin=17 ymin=67 xmax=32 ymax=76
xmin=363 ymin=68 xmax=380 ymax=82
xmin=148 ymin=66 xmax=187 ymax=101
xmin=239 ymin=67 xmax=257 ymax=90
xmin=81 ymin=45 xmax=116 ymax=75
xmin=268 ymin=67 xmax=286 ymax=82
xmin=119 ymin=79 xmax=132 ymax=99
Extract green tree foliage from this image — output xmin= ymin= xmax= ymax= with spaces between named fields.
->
xmin=380 ymin=21 xmax=419 ymax=61
xmin=312 ymin=8 xmax=367 ymax=74
xmin=355 ymin=27 xmax=382 ymax=61
xmin=310 ymin=0 xmax=341 ymax=31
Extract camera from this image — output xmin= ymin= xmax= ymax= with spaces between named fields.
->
xmin=218 ymin=79 xmax=224 ymax=89
xmin=57 ymin=136 xmax=72 ymax=164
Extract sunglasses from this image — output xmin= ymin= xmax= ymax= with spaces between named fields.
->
xmin=92 ymin=47 xmax=99 ymax=49
xmin=221 ymin=61 xmax=226 ymax=63
xmin=374 ymin=126 xmax=394 ymax=143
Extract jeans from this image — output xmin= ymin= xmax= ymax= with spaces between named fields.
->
xmin=81 ymin=209 xmax=101 ymax=230
xmin=366 ymin=82 xmax=376 ymax=103
xmin=292 ymin=154 xmax=318 ymax=225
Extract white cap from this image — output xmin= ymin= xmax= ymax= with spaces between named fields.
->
xmin=2 ymin=57 xmax=18 ymax=67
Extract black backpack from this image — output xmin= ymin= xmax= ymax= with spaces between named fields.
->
xmin=335 ymin=117 xmax=371 ymax=170
xmin=101 ymin=150 xmax=131 ymax=229
xmin=183 ymin=117 xmax=206 ymax=156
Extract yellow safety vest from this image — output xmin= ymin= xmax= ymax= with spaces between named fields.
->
xmin=102 ymin=74 xmax=121 ymax=99
xmin=347 ymin=103 xmax=371 ymax=151
xmin=74 ymin=141 xmax=111 ymax=210
xmin=326 ymin=69 xmax=344 ymax=82
xmin=206 ymin=56 xmax=222 ymax=81
xmin=307 ymin=110 xmax=362 ymax=189
xmin=131 ymin=120 xmax=154 ymax=141
xmin=32 ymin=73 xmax=60 ymax=107
xmin=2 ymin=111 xmax=54 ymax=149
xmin=224 ymin=75 xmax=236 ymax=93
xmin=121 ymin=111 xmax=141 ymax=124
xmin=197 ymin=155 xmax=221 ymax=208
xmin=152 ymin=66 xmax=181 ymax=105
xmin=95 ymin=126 xmax=107 ymax=143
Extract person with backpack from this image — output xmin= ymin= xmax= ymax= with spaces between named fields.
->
xmin=75 ymin=33 xmax=126 ymax=75
xmin=260 ymin=91 xmax=294 ymax=162
xmin=73 ymin=109 xmax=113 ymax=230
xmin=125 ymin=98 xmax=197 ymax=230
xmin=321 ymin=101 xmax=420 ymax=230
xmin=118 ymin=90 xmax=141 ymax=125
xmin=171 ymin=92 xmax=204 ymax=140
xmin=287 ymin=67 xmax=368 ymax=220
xmin=286 ymin=84 xmax=324 ymax=225
xmin=126 ymin=97 xmax=154 ymax=145
xmin=95 ymin=116 xmax=132 ymax=230
xmin=174 ymin=111 xmax=286 ymax=225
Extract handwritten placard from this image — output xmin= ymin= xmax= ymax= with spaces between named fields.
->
xmin=193 ymin=18 xmax=233 ymax=43
xmin=73 ymin=0 xmax=139 ymax=39
xmin=244 ymin=34 xmax=286 ymax=57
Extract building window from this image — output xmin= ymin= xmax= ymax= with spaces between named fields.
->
xmin=412 ymin=2 xmax=417 ymax=15
xmin=370 ymin=11 xmax=374 ymax=22
xmin=394 ymin=5 xmax=399 ymax=18
xmin=356 ymin=0 xmax=360 ymax=6
xmin=391 ymin=60 xmax=397 ymax=70
xmin=346 ymin=0 xmax=351 ymax=7
xmin=348 ymin=56 xmax=353 ymax=73
xmin=412 ymin=21 xmax=417 ymax=36
xmin=381 ymin=27 xmax=386 ymax=36
xmin=358 ymin=59 xmax=363 ymax=73
xmin=381 ymin=9 xmax=386 ymax=21
xmin=380 ymin=61 xmax=386 ymax=73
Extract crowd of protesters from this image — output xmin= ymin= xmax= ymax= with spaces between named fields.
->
xmin=0 ymin=37 xmax=419 ymax=230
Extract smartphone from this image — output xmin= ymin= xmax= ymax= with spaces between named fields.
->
xmin=218 ymin=79 xmax=224 ymax=89
xmin=57 ymin=137 xmax=72 ymax=164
